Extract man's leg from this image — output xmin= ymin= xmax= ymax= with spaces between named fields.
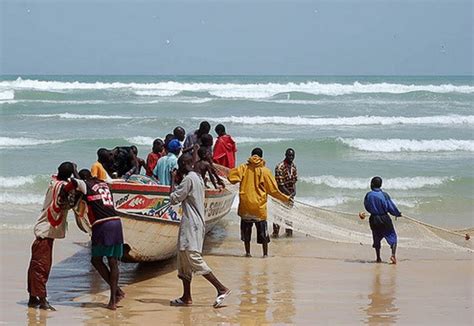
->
xmin=180 ymin=278 xmax=192 ymax=303
xmin=256 ymin=221 xmax=270 ymax=257
xmin=91 ymin=256 xmax=125 ymax=301
xmin=28 ymin=238 xmax=56 ymax=310
xmin=262 ymin=243 xmax=268 ymax=257
xmin=203 ymin=273 xmax=229 ymax=296
xmin=244 ymin=241 xmax=251 ymax=257
xmin=390 ymin=243 xmax=397 ymax=264
xmin=372 ymin=231 xmax=382 ymax=263
xmin=272 ymin=223 xmax=280 ymax=238
xmin=106 ymin=257 xmax=119 ymax=310
xmin=240 ymin=220 xmax=252 ymax=257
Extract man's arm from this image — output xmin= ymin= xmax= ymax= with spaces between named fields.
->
xmin=263 ymin=169 xmax=290 ymax=203
xmin=274 ymin=165 xmax=291 ymax=195
xmin=383 ymin=192 xmax=402 ymax=217
xmin=227 ymin=164 xmax=244 ymax=184
xmin=169 ymin=175 xmax=192 ymax=205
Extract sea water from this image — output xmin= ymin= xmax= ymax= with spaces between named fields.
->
xmin=0 ymin=75 xmax=472 ymax=230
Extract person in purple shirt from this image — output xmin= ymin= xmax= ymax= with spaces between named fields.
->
xmin=364 ymin=176 xmax=402 ymax=264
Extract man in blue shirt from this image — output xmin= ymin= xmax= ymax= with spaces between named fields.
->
xmin=364 ymin=176 xmax=402 ymax=264
xmin=153 ymin=139 xmax=182 ymax=185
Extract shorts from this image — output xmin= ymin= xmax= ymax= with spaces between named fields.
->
xmin=177 ymin=250 xmax=212 ymax=281
xmin=91 ymin=244 xmax=123 ymax=258
xmin=240 ymin=219 xmax=270 ymax=244
xmin=369 ymin=214 xmax=397 ymax=249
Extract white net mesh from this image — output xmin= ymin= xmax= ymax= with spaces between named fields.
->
xmin=267 ymin=197 xmax=472 ymax=252
xmin=219 ymin=165 xmax=472 ymax=253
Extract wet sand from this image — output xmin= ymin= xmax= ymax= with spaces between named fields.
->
xmin=1 ymin=215 xmax=472 ymax=325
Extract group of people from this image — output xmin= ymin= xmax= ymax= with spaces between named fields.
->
xmin=26 ymin=121 xmax=402 ymax=311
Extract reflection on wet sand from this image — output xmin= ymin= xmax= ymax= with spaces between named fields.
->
xmin=365 ymin=265 xmax=398 ymax=325
xmin=236 ymin=257 xmax=296 ymax=324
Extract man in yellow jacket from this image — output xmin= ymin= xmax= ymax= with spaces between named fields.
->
xmin=228 ymin=148 xmax=291 ymax=257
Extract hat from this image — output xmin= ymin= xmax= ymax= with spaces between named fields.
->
xmin=167 ymin=139 xmax=182 ymax=152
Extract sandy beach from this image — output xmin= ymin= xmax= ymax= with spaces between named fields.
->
xmin=1 ymin=212 xmax=472 ymax=325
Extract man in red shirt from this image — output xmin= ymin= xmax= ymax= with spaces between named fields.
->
xmin=146 ymin=138 xmax=164 ymax=177
xmin=212 ymin=124 xmax=237 ymax=169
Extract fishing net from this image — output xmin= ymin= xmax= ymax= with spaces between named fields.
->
xmin=267 ymin=197 xmax=472 ymax=252
xmin=218 ymin=164 xmax=472 ymax=252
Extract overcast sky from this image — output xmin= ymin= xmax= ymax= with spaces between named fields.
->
xmin=1 ymin=0 xmax=472 ymax=75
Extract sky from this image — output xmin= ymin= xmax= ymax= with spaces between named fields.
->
xmin=0 ymin=0 xmax=472 ymax=75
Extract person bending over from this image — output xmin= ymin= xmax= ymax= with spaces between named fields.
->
xmin=194 ymin=148 xmax=225 ymax=189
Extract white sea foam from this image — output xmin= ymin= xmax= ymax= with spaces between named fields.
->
xmin=0 ymin=176 xmax=36 ymax=188
xmin=24 ymin=113 xmax=133 ymax=120
xmin=298 ymin=196 xmax=349 ymax=207
xmin=0 ymin=193 xmax=43 ymax=205
xmin=233 ymin=137 xmax=292 ymax=144
xmin=126 ymin=136 xmax=155 ymax=146
xmin=301 ymin=175 xmax=452 ymax=190
xmin=338 ymin=138 xmax=474 ymax=152
xmin=199 ymin=115 xmax=474 ymax=126
xmin=134 ymin=90 xmax=181 ymax=97
xmin=0 ymin=223 xmax=35 ymax=231
xmin=2 ymin=78 xmax=473 ymax=98
xmin=0 ymin=90 xmax=14 ymax=100
xmin=0 ymin=137 xmax=66 ymax=148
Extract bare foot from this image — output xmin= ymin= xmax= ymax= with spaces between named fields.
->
xmin=106 ymin=302 xmax=117 ymax=310
xmin=245 ymin=253 xmax=251 ymax=257
xmin=116 ymin=289 xmax=126 ymax=303
xmin=376 ymin=258 xmax=382 ymax=263
xmin=390 ymin=256 xmax=397 ymax=264
xmin=262 ymin=254 xmax=268 ymax=258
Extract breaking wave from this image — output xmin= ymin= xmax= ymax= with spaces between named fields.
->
xmin=0 ymin=137 xmax=66 ymax=148
xmin=24 ymin=113 xmax=133 ymax=120
xmin=301 ymin=175 xmax=453 ymax=190
xmin=338 ymin=138 xmax=474 ymax=152
xmin=0 ymin=193 xmax=44 ymax=205
xmin=0 ymin=176 xmax=37 ymax=188
xmin=199 ymin=115 xmax=474 ymax=126
xmin=126 ymin=136 xmax=292 ymax=146
xmin=1 ymin=78 xmax=473 ymax=99
xmin=0 ymin=90 xmax=14 ymax=100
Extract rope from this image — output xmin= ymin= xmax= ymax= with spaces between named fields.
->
xmin=401 ymin=214 xmax=471 ymax=240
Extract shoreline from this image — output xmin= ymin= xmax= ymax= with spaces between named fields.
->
xmin=1 ymin=215 xmax=472 ymax=325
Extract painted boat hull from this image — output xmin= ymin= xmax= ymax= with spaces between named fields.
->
xmin=75 ymin=177 xmax=235 ymax=262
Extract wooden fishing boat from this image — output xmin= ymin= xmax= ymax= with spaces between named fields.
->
xmin=75 ymin=175 xmax=235 ymax=262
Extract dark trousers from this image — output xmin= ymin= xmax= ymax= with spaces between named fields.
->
xmin=27 ymin=238 xmax=54 ymax=298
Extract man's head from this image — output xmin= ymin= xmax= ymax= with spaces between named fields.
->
xmin=152 ymin=138 xmax=164 ymax=154
xmin=57 ymin=162 xmax=74 ymax=181
xmin=251 ymin=148 xmax=263 ymax=158
xmin=215 ymin=124 xmax=226 ymax=136
xmin=197 ymin=121 xmax=211 ymax=136
xmin=130 ymin=145 xmax=138 ymax=156
xmin=370 ymin=176 xmax=382 ymax=190
xmin=167 ymin=139 xmax=182 ymax=155
xmin=164 ymin=134 xmax=175 ymax=150
xmin=198 ymin=147 xmax=210 ymax=161
xmin=173 ymin=126 xmax=186 ymax=142
xmin=177 ymin=153 xmax=194 ymax=174
xmin=200 ymin=134 xmax=213 ymax=147
xmin=285 ymin=148 xmax=295 ymax=164
xmin=97 ymin=148 xmax=110 ymax=163
xmin=78 ymin=169 xmax=93 ymax=181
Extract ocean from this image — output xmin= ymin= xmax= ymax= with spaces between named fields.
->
xmin=0 ymin=75 xmax=473 ymax=232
